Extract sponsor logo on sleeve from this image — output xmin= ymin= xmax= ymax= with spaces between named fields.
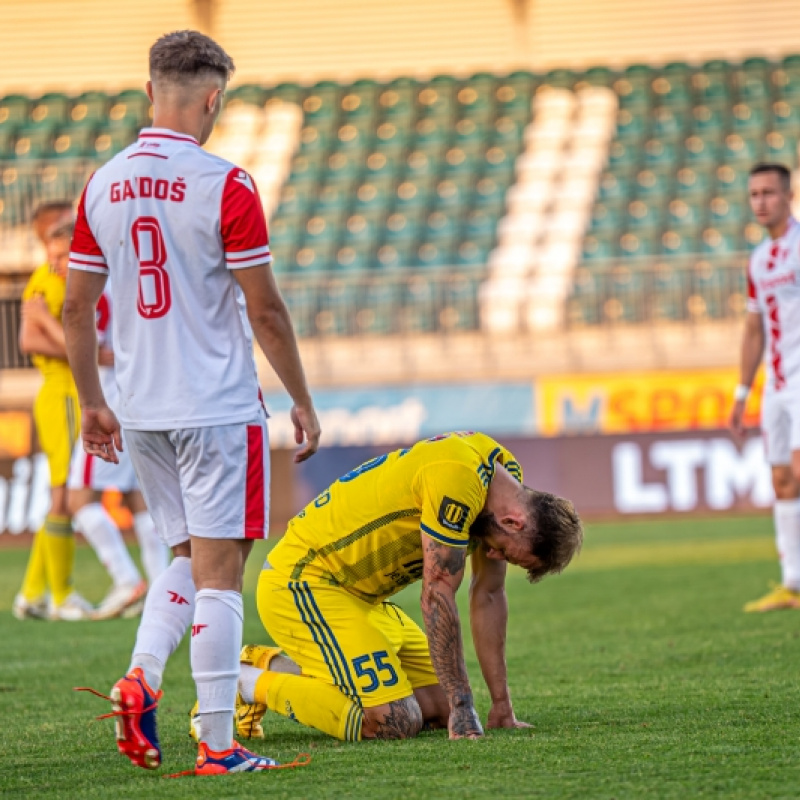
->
xmin=437 ymin=497 xmax=470 ymax=532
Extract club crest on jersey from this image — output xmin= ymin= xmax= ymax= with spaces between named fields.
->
xmin=234 ymin=170 xmax=255 ymax=193
xmin=437 ymin=497 xmax=470 ymax=532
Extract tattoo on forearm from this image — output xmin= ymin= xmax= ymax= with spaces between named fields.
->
xmin=370 ymin=696 xmax=423 ymax=740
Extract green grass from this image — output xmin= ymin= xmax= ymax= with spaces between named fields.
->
xmin=2 ymin=515 xmax=800 ymax=799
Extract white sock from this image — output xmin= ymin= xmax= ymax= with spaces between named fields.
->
xmin=775 ymin=498 xmax=800 ymax=590
xmin=130 ymin=555 xmax=195 ymax=690
xmin=192 ymin=589 xmax=243 ymax=752
xmin=133 ymin=511 xmax=169 ymax=584
xmin=73 ymin=503 xmax=141 ymax=588
xmin=238 ymin=663 xmax=262 ymax=704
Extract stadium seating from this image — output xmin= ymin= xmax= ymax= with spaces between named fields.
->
xmin=2 ymin=55 xmax=799 ymax=335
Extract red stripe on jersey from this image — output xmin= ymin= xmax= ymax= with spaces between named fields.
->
xmin=128 ymin=152 xmax=169 ymax=160
xmin=83 ymin=453 xmax=94 ymax=488
xmin=70 ymin=257 xmax=108 ymax=269
xmin=226 ymin=252 xmax=270 ymax=263
xmin=221 ymin=168 xmax=270 ymax=259
xmin=244 ymin=425 xmax=266 ymax=539
xmin=72 ymin=177 xmax=106 ymax=265
xmin=139 ymin=131 xmax=198 ymax=144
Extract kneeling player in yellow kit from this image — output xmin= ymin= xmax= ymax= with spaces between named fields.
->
xmin=193 ymin=431 xmax=583 ymax=741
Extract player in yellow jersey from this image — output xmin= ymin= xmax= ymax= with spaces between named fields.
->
xmin=13 ymin=207 xmax=94 ymax=621
xmin=195 ymin=431 xmax=583 ymax=742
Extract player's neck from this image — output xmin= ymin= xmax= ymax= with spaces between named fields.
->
xmin=149 ymin=110 xmax=202 ymax=143
xmin=767 ymin=215 xmax=793 ymax=240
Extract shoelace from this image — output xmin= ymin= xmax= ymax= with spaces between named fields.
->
xmin=73 ymin=685 xmax=162 ymax=721
xmin=165 ymin=751 xmax=312 ymax=778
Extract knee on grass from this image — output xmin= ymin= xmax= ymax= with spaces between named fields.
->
xmin=362 ymin=695 xmax=423 ymax=740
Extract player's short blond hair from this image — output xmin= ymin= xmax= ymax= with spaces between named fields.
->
xmin=149 ymin=30 xmax=235 ymax=84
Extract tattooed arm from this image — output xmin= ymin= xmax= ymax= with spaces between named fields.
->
xmin=420 ymin=535 xmax=483 ymax=740
xmin=470 ymin=544 xmax=530 ymax=729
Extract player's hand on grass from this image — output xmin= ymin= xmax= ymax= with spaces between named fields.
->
xmin=729 ymin=399 xmax=746 ymax=442
xmin=81 ymin=404 xmax=122 ymax=464
xmin=487 ymin=700 xmax=531 ymax=730
xmin=448 ymin=704 xmax=484 ymax=740
xmin=291 ymin=404 xmax=321 ymax=463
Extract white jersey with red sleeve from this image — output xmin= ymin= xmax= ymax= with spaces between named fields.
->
xmin=68 ymin=127 xmax=271 ymax=430
xmin=747 ymin=217 xmax=800 ymax=393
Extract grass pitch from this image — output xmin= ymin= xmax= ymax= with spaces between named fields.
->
xmin=1 ymin=515 xmax=799 ymax=799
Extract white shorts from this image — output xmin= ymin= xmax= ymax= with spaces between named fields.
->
xmin=761 ymin=389 xmax=800 ymax=465
xmin=125 ymin=416 xmax=270 ymax=548
xmin=67 ymin=432 xmax=140 ymax=493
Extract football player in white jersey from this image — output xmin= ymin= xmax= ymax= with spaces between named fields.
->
xmin=731 ymin=163 xmax=800 ymax=612
xmin=67 ymin=287 xmax=169 ymax=619
xmin=63 ymin=31 xmax=320 ymax=775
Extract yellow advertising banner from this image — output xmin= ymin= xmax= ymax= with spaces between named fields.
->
xmin=537 ymin=368 xmax=765 ymax=436
xmin=0 ymin=412 xmax=32 ymax=458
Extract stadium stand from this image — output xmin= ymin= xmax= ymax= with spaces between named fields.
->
xmin=2 ymin=56 xmax=800 ymax=344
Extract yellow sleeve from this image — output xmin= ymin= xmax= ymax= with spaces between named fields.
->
xmin=498 ymin=446 xmax=523 ymax=484
xmin=22 ymin=267 xmax=44 ymax=301
xmin=416 ymin=461 xmax=486 ymax=548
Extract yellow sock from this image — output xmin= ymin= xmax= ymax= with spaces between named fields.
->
xmin=42 ymin=515 xmax=75 ymax=606
xmin=255 ymin=671 xmax=363 ymax=741
xmin=19 ymin=528 xmax=48 ymax=600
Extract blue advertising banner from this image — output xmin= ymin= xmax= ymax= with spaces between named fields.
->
xmin=262 ymin=383 xmax=536 ymax=448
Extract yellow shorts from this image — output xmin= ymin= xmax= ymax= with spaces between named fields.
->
xmin=33 ymin=379 xmax=80 ymax=487
xmin=257 ymin=569 xmax=438 ymax=708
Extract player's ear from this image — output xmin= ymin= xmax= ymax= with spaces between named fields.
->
xmin=145 ymin=81 xmax=154 ymax=104
xmin=207 ymin=87 xmax=223 ymax=115
xmin=500 ymin=510 xmax=526 ymax=532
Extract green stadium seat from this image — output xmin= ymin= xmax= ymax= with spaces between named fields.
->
xmin=422 ymin=210 xmax=459 ymax=242
xmin=691 ymin=104 xmax=727 ymax=136
xmin=694 ymin=61 xmax=731 ymax=103
xmin=376 ymin=241 xmax=415 ymax=269
xmin=52 ymin=125 xmax=96 ymax=158
xmin=362 ymin=150 xmax=399 ymax=180
xmin=456 ymin=83 xmax=493 ymax=120
xmin=392 ymin=179 xmax=431 ymax=212
xmin=730 ymin=103 xmax=766 ymax=133
xmin=491 ymin=115 xmax=526 ymax=147
xmin=0 ymin=129 xmax=15 ymax=158
xmin=675 ymin=167 xmax=712 ymax=198
xmin=597 ymin=172 xmax=632 ymax=203
xmin=683 ymin=134 xmax=719 ymax=166
xmin=667 ymin=197 xmax=704 ymax=228
xmin=615 ymin=108 xmax=646 ymax=140
xmin=626 ymin=199 xmax=662 ymax=229
xmin=416 ymin=84 xmax=454 ymax=118
xmin=13 ymin=126 xmax=53 ymax=159
xmin=543 ymin=68 xmax=575 ymax=89
xmin=294 ymin=241 xmax=336 ymax=272
xmin=455 ymin=239 xmax=490 ymax=267
xmin=341 ymin=212 xmax=381 ymax=248
xmin=289 ymin=154 xmax=323 ymax=183
xmin=0 ymin=94 xmax=30 ymax=128
xmin=334 ymin=245 xmax=371 ymax=272
xmin=269 ymin=82 xmax=304 ymax=104
xmin=736 ymin=71 xmax=770 ymax=102
xmin=723 ymin=133 xmax=761 ymax=163
xmin=715 ymin=164 xmax=749 ymax=196
xmin=314 ymin=183 xmax=350 ymax=215
xmin=661 ymin=229 xmax=699 ymax=256
xmin=68 ymin=91 xmax=109 ymax=124
xmin=643 ymin=138 xmax=677 ymax=168
xmin=433 ymin=177 xmax=471 ymax=209
xmin=709 ymin=196 xmax=744 ymax=225
xmin=634 ymin=169 xmax=672 ymax=198
xmin=584 ymin=66 xmax=615 ymax=88
xmin=111 ymin=90 xmax=150 ymax=127
xmin=269 ymin=216 xmax=302 ymax=249
xmin=652 ymin=75 xmax=691 ymax=108
xmin=323 ymin=150 xmax=361 ymax=184
xmin=383 ymin=211 xmax=419 ymax=244
xmin=374 ymin=121 xmax=409 ymax=152
xmin=614 ymin=79 xmax=649 ymax=108
xmin=481 ymin=146 xmax=514 ymax=179
xmin=276 ymin=183 xmax=312 ymax=217
xmin=29 ymin=92 xmax=71 ymax=127
xmin=582 ymin=233 xmax=616 ymax=260
xmin=462 ymin=208 xmax=496 ymax=238
xmin=494 ymin=79 xmax=533 ymax=116
xmin=701 ymin=226 xmax=739 ymax=255
xmin=619 ymin=231 xmax=657 ymax=257
xmin=652 ymin=106 xmax=687 ymax=139
xmin=227 ymin=84 xmax=268 ymax=106
xmin=353 ymin=182 xmax=391 ymax=213
xmin=624 ymin=64 xmax=653 ymax=85
xmin=378 ymin=87 xmax=415 ymax=121
xmin=441 ymin=147 xmax=476 ymax=176
xmin=302 ymin=83 xmax=339 ymax=122
xmin=472 ymin=176 xmax=506 ymax=211
xmin=335 ymin=123 xmax=370 ymax=152
xmin=590 ymin=202 xmax=623 ymax=232
xmin=415 ymin=242 xmax=452 ymax=269
xmin=608 ymin=140 xmax=639 ymax=169
xmin=453 ymin=117 xmax=487 ymax=148
xmin=765 ymin=130 xmax=797 ymax=163
xmin=773 ymin=100 xmax=800 ymax=131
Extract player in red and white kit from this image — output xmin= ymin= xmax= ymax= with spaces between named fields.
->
xmin=731 ymin=163 xmax=800 ymax=612
xmin=67 ymin=287 xmax=169 ymax=619
xmin=64 ymin=31 xmax=320 ymax=775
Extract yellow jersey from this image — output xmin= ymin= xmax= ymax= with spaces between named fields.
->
xmin=268 ymin=431 xmax=523 ymax=604
xmin=22 ymin=263 xmax=74 ymax=384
